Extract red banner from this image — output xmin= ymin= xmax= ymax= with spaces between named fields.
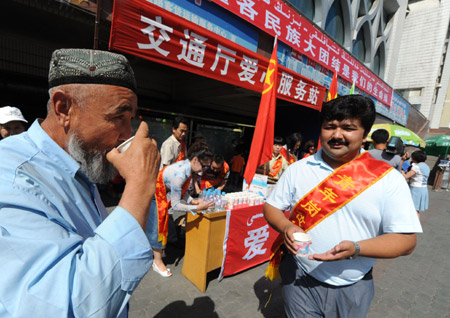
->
xmin=109 ymin=0 xmax=326 ymax=110
xmin=219 ymin=205 xmax=288 ymax=278
xmin=209 ymin=0 xmax=393 ymax=106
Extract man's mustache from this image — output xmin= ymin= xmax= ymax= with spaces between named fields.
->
xmin=328 ymin=139 xmax=349 ymax=146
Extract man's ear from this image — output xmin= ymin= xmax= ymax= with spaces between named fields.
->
xmin=362 ymin=133 xmax=369 ymax=143
xmin=51 ymin=90 xmax=73 ymax=128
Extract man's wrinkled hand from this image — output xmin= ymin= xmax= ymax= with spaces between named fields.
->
xmin=107 ymin=121 xmax=160 ymax=188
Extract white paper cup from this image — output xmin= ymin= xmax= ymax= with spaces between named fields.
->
xmin=293 ymin=232 xmax=312 ymax=257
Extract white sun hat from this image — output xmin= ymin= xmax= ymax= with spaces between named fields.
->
xmin=0 ymin=106 xmax=28 ymax=125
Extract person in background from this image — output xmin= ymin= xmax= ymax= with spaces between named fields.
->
xmin=401 ymin=150 xmax=411 ymax=173
xmin=0 ymin=48 xmax=160 ymax=317
xmin=0 ymin=106 xmax=28 ymax=139
xmin=301 ymin=140 xmax=316 ymax=159
xmin=368 ymin=129 xmax=402 ymax=171
xmin=160 ymin=116 xmax=189 ymax=170
xmin=257 ymin=136 xmax=290 ymax=182
xmin=282 ymin=132 xmax=302 ymax=164
xmin=195 ymin=154 xmax=230 ymax=192
xmin=402 ymin=150 xmax=430 ymax=218
xmin=264 ymin=95 xmax=422 ymax=318
xmin=229 ymin=145 xmax=245 ymax=188
xmin=149 ymin=142 xmax=214 ymax=277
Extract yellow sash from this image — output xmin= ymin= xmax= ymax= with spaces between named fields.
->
xmin=265 ymin=152 xmax=393 ymax=280
xmin=155 ymin=165 xmax=191 ymax=245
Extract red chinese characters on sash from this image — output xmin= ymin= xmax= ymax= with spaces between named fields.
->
xmin=175 ymin=140 xmax=186 ymax=163
xmin=268 ymin=157 xmax=283 ymax=178
xmin=200 ymin=161 xmax=230 ymax=189
xmin=155 ymin=166 xmax=191 ymax=245
xmin=280 ymin=147 xmax=296 ymax=165
xmin=265 ymin=152 xmax=393 ymax=280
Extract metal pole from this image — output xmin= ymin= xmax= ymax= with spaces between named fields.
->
xmin=93 ymin=0 xmax=102 ymax=49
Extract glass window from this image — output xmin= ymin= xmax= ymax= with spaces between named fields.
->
xmin=367 ymin=0 xmax=376 ymax=9
xmin=352 ymin=29 xmax=366 ymax=62
xmin=286 ymin=0 xmax=314 ymax=21
xmin=373 ymin=49 xmax=380 ymax=76
xmin=372 ymin=43 xmax=385 ymax=77
xmin=325 ymin=1 xmax=344 ymax=45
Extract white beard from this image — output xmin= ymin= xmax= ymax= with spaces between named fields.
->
xmin=67 ymin=133 xmax=118 ymax=184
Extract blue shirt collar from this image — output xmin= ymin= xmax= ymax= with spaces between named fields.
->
xmin=28 ymin=119 xmax=81 ymax=178
xmin=306 ymin=149 xmax=333 ymax=171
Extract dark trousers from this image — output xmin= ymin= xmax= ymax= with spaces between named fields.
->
xmin=280 ymin=254 xmax=374 ymax=318
xmin=167 ymin=214 xmax=178 ymax=244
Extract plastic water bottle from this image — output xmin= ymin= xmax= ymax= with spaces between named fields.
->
xmin=205 ymin=189 xmax=211 ymax=202
xmin=199 ymin=190 xmax=205 ymax=201
xmin=213 ymin=189 xmax=220 ymax=211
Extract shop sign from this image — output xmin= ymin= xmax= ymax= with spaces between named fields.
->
xmin=209 ymin=0 xmax=393 ymax=107
xmin=148 ymin=0 xmax=259 ymax=52
xmin=374 ymin=93 xmax=410 ymax=125
xmin=110 ymin=0 xmax=326 ymax=110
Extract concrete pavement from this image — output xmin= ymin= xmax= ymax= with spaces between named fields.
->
xmin=121 ymin=186 xmax=450 ymax=318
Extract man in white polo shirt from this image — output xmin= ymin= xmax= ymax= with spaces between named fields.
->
xmin=264 ymin=95 xmax=422 ymax=317
xmin=159 ymin=116 xmax=189 ymax=170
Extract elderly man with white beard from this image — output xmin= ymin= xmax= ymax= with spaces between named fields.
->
xmin=0 ymin=49 xmax=160 ymax=318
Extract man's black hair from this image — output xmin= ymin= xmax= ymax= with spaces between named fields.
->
xmin=213 ymin=154 xmax=224 ymax=165
xmin=411 ymin=150 xmax=427 ymax=163
xmin=274 ymin=136 xmax=284 ymax=145
xmin=371 ymin=129 xmax=390 ymax=144
xmin=320 ymin=95 xmax=376 ymax=136
xmin=172 ymin=116 xmax=189 ymax=129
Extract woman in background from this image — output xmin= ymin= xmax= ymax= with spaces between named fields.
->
xmin=301 ymin=140 xmax=316 ymax=159
xmin=148 ymin=142 xmax=214 ymax=277
xmin=402 ymin=150 xmax=430 ymax=218
xmin=282 ymin=132 xmax=302 ymax=164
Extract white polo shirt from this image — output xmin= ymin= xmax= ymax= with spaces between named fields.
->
xmin=266 ymin=149 xmax=423 ymax=286
xmin=160 ymin=134 xmax=182 ymax=170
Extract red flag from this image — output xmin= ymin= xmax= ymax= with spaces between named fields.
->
xmin=244 ymin=40 xmax=278 ymax=186
xmin=327 ymin=72 xmax=338 ymax=102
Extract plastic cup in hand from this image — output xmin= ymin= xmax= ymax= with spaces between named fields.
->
xmin=117 ymin=136 xmax=135 ymax=153
xmin=293 ymin=232 xmax=312 ymax=257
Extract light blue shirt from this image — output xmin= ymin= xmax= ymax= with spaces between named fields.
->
xmin=0 ymin=120 xmax=152 ymax=317
xmin=266 ymin=149 xmax=422 ymax=286
xmin=163 ymin=159 xmax=196 ymax=212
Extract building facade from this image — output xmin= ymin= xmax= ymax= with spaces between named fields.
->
xmin=390 ymin=0 xmax=450 ymax=131
xmin=0 ymin=0 xmax=431 ymax=149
